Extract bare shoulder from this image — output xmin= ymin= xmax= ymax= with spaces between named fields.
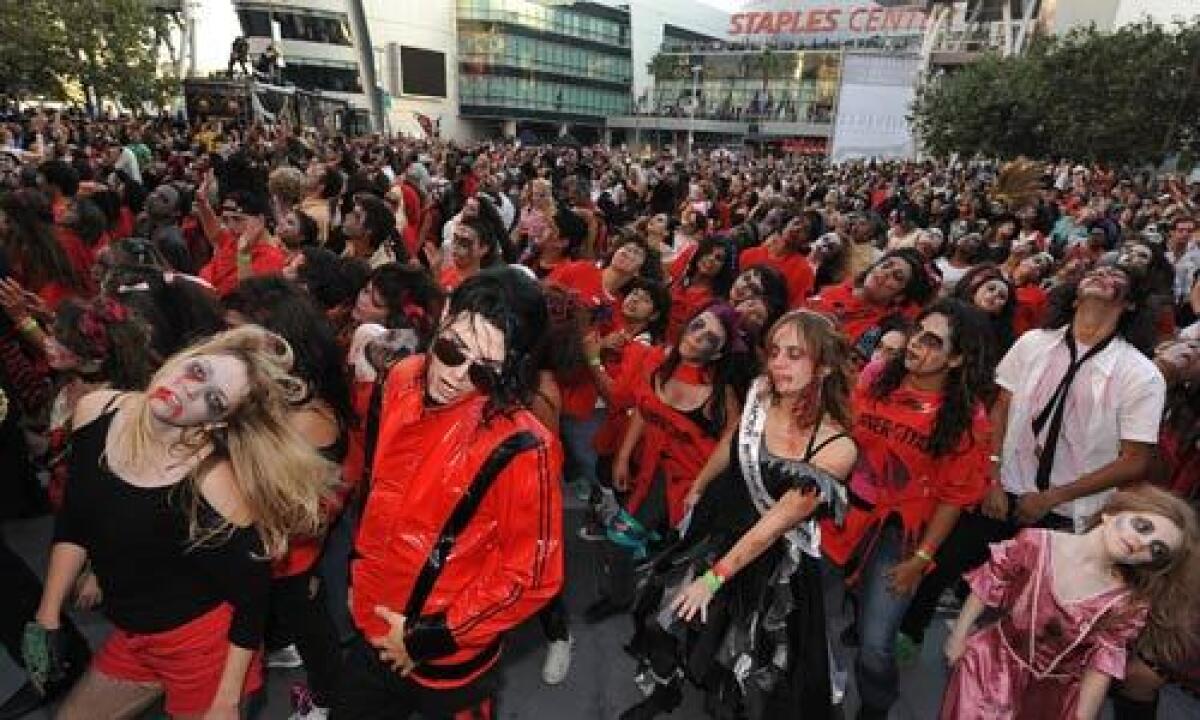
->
xmin=810 ymin=431 xmax=858 ymax=481
xmin=197 ymin=459 xmax=254 ymax=528
xmin=71 ymin=389 xmax=125 ymax=429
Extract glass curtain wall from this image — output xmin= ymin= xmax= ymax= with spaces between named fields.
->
xmin=648 ymin=51 xmax=842 ymax=124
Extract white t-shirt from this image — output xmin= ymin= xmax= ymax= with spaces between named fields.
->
xmin=995 ymin=327 xmax=1165 ymax=529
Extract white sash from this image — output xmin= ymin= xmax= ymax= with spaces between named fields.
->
xmin=737 ymin=376 xmax=846 ymax=560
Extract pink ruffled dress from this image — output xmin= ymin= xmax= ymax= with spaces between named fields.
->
xmin=940 ymin=529 xmax=1148 ymax=720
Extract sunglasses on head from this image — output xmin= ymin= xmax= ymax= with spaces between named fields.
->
xmin=431 ymin=335 xmax=502 ymax=393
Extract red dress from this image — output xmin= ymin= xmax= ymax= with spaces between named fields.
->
xmin=940 ymin=529 xmax=1148 ymax=720
xmin=624 ymin=362 xmax=723 ymax=527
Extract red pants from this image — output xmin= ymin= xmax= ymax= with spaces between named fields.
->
xmin=93 ymin=604 xmax=262 ymax=715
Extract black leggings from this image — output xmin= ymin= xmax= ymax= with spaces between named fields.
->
xmin=331 ymin=635 xmax=498 ymax=720
xmin=266 ymin=570 xmax=341 ymax=707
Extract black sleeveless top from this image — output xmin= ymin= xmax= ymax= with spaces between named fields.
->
xmin=53 ymin=403 xmax=270 ymax=649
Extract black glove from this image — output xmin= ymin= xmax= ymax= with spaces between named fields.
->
xmin=22 ymin=622 xmax=70 ymax=695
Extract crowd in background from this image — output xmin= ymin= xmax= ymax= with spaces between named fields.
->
xmin=0 ymin=107 xmax=1199 ymax=720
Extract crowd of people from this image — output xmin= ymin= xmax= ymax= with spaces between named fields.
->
xmin=1 ymin=108 xmax=1199 ymax=720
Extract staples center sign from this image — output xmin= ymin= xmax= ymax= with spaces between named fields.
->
xmin=729 ymin=3 xmax=929 ymax=36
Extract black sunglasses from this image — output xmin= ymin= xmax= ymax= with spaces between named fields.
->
xmin=431 ymin=336 xmax=502 ymax=393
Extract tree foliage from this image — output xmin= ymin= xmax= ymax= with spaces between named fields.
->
xmin=912 ymin=20 xmax=1200 ymax=164
xmin=0 ymin=0 xmax=177 ymax=108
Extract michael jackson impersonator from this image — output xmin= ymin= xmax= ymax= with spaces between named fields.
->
xmin=334 ymin=267 xmax=565 ymax=720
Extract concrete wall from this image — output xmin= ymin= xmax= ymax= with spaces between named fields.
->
xmin=363 ymin=0 xmax=460 ymax=138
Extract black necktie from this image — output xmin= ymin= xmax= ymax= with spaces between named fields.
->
xmin=1030 ymin=327 xmax=1116 ymax=492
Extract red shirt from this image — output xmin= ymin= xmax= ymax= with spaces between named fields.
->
xmin=199 ymin=229 xmax=287 ymax=297
xmin=1013 ymin=284 xmax=1048 ymax=337
xmin=806 ymin=282 xmax=920 ymax=346
xmin=439 ymin=265 xmax=466 ymax=293
xmin=739 ymin=245 xmax=814 ymax=307
xmin=822 ymin=368 xmax=991 ymax=566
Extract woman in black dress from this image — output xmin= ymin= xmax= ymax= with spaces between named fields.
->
xmin=622 ymin=310 xmax=858 ymax=720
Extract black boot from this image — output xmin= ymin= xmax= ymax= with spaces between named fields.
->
xmin=620 ymin=681 xmax=682 ymax=720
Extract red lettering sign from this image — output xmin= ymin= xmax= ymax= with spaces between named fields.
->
xmin=727 ymin=4 xmax=927 ymax=36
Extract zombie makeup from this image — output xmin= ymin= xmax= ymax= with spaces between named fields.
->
xmin=678 ymin=311 xmax=727 ymax=364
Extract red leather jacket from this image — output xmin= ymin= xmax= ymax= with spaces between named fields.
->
xmin=351 ymin=356 xmax=564 ymax=688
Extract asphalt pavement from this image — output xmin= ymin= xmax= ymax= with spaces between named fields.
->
xmin=3 ymin=500 xmax=1198 ymax=719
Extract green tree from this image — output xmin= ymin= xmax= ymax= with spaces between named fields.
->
xmin=912 ymin=20 xmax=1200 ymax=164
xmin=0 ymin=0 xmax=177 ymax=109
xmin=0 ymin=0 xmax=73 ymax=101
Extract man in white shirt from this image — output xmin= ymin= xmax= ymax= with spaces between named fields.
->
xmin=896 ymin=261 xmax=1164 ymax=651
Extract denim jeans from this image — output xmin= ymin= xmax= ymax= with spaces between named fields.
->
xmin=560 ymin=408 xmax=605 ymax=496
xmin=854 ymin=518 xmax=914 ymax=712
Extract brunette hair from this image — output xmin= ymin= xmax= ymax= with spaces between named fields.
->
xmin=53 ymin=297 xmax=153 ymax=389
xmin=1084 ymin=485 xmax=1200 ymax=668
xmin=0 ymin=188 xmax=80 ymax=291
xmin=1042 ymin=261 xmax=1155 ymax=356
xmin=765 ymin=310 xmax=855 ymax=431
xmin=869 ymin=299 xmax=995 ymax=456
xmin=654 ymin=302 xmax=752 ymax=432
xmin=953 ymin=263 xmax=1016 ymax=355
xmin=855 ymin=247 xmax=935 ymax=306
xmin=680 ymin=235 xmax=736 ymax=298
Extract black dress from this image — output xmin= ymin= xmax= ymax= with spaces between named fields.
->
xmin=628 ymin=427 xmax=845 ymax=720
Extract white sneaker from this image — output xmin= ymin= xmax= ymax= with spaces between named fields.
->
xmin=288 ymin=706 xmax=328 ymax=720
xmin=268 ymin=644 xmax=304 ymax=669
xmin=541 ymin=636 xmax=574 ymax=685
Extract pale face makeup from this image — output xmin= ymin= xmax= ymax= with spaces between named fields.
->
xmin=1101 ymin=511 xmax=1182 ymax=567
xmin=1077 ymin=266 xmax=1131 ymax=302
xmin=450 ymin=225 xmax=483 ymax=270
xmin=1116 ymin=243 xmax=1153 ymax=272
xmin=904 ymin=312 xmax=956 ymax=377
xmin=678 ymin=311 xmax=726 ymax=364
xmin=812 ymin=233 xmax=842 ymax=262
xmin=426 ymin=312 xmax=506 ymax=405
xmin=148 ymin=354 xmax=250 ymax=428
xmin=972 ymin=278 xmax=1010 ymax=315
xmin=766 ymin=324 xmax=816 ymax=396
xmin=1155 ymin=339 xmax=1200 ymax=384
xmin=862 ymin=257 xmax=914 ymax=305
xmin=730 ymin=269 xmax=766 ymax=305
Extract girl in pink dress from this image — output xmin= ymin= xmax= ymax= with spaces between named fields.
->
xmin=940 ymin=485 xmax=1200 ymax=720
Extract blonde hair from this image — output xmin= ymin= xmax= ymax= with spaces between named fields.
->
xmin=112 ymin=326 xmax=337 ymax=558
xmin=1086 ymin=485 xmax=1200 ymax=667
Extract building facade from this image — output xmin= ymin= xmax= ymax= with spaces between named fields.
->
xmin=230 ymin=0 xmax=727 ymax=142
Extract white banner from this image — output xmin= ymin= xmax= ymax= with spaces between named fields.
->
xmin=829 ymin=52 xmax=920 ymax=163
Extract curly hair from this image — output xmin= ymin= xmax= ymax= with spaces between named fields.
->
xmin=869 ymin=299 xmax=996 ymax=457
xmin=1042 ymin=262 xmax=1156 ymax=357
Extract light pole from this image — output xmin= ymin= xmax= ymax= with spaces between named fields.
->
xmin=688 ymin=64 xmax=701 ymax=158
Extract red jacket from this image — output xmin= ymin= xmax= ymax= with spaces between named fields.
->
xmin=351 ymin=357 xmax=564 ymax=688
xmin=199 ymin=229 xmax=287 ymax=297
